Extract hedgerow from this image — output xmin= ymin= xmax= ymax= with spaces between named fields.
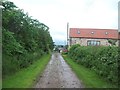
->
xmin=68 ymin=45 xmax=119 ymax=86
xmin=2 ymin=1 xmax=54 ymax=77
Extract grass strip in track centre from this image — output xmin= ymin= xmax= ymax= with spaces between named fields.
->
xmin=3 ymin=54 xmax=51 ymax=88
xmin=62 ymin=55 xmax=117 ymax=88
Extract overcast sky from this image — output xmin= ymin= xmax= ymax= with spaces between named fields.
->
xmin=9 ymin=0 xmax=119 ymax=45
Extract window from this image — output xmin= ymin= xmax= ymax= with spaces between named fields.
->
xmin=91 ymin=32 xmax=94 ymax=34
xmin=91 ymin=40 xmax=94 ymax=45
xmin=105 ymin=32 xmax=108 ymax=35
xmin=93 ymin=41 xmax=96 ymax=45
xmin=77 ymin=30 xmax=80 ymax=34
xmin=87 ymin=41 xmax=91 ymax=45
xmin=96 ymin=41 xmax=100 ymax=45
xmin=87 ymin=40 xmax=100 ymax=46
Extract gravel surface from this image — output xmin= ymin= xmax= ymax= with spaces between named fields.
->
xmin=34 ymin=52 xmax=84 ymax=88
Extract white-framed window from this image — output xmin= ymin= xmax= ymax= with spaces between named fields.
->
xmin=87 ymin=40 xmax=100 ymax=46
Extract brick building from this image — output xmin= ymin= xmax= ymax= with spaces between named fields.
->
xmin=69 ymin=28 xmax=119 ymax=46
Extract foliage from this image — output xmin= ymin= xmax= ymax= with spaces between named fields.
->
xmin=63 ymin=55 xmax=117 ymax=88
xmin=2 ymin=1 xmax=54 ymax=76
xmin=107 ymin=39 xmax=117 ymax=46
xmin=3 ymin=54 xmax=51 ymax=88
xmin=68 ymin=45 xmax=119 ymax=86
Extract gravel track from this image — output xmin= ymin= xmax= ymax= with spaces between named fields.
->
xmin=34 ymin=52 xmax=84 ymax=88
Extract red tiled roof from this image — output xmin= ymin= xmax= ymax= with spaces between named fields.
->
xmin=69 ymin=28 xmax=119 ymax=39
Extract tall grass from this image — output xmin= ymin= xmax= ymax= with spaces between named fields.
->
xmin=3 ymin=54 xmax=51 ymax=88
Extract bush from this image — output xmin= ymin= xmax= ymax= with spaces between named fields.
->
xmin=68 ymin=45 xmax=118 ymax=86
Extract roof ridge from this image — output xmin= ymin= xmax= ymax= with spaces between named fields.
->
xmin=70 ymin=28 xmax=118 ymax=30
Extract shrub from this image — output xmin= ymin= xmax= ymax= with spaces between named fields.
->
xmin=68 ymin=45 xmax=118 ymax=86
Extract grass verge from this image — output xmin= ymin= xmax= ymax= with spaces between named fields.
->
xmin=62 ymin=55 xmax=117 ymax=88
xmin=3 ymin=54 xmax=51 ymax=88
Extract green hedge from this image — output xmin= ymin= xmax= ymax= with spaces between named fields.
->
xmin=68 ymin=44 xmax=118 ymax=86
xmin=2 ymin=1 xmax=54 ymax=77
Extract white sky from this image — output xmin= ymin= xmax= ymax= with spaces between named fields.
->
xmin=9 ymin=0 xmax=119 ymax=45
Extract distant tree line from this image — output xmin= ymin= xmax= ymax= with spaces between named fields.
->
xmin=2 ymin=0 xmax=54 ymax=76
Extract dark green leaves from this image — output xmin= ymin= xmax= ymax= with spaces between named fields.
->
xmin=2 ymin=1 xmax=54 ymax=76
xmin=68 ymin=45 xmax=119 ymax=86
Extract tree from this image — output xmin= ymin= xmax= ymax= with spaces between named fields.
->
xmin=2 ymin=0 xmax=54 ymax=76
